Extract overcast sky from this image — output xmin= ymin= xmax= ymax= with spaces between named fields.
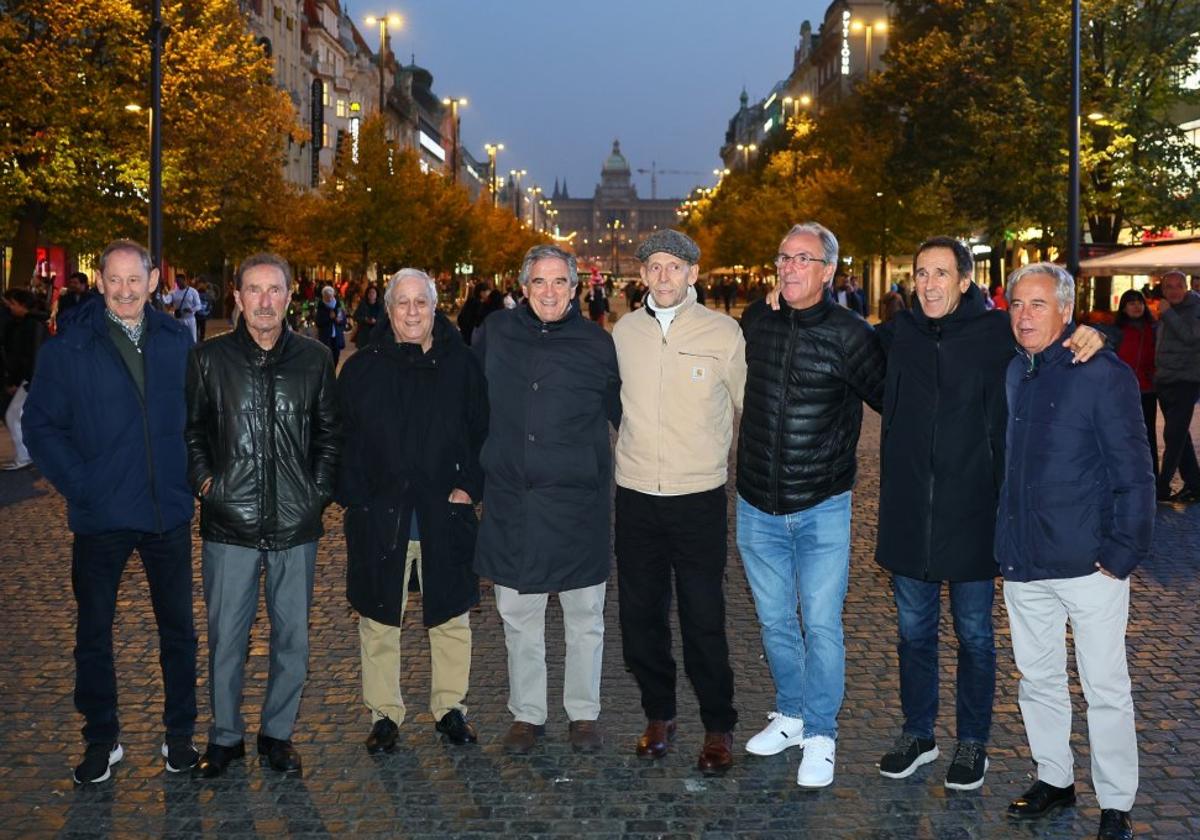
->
xmin=359 ymin=0 xmax=829 ymax=200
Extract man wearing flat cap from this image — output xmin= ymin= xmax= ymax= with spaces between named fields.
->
xmin=613 ymin=229 xmax=746 ymax=774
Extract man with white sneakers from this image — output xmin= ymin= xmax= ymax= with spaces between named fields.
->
xmin=737 ymin=222 xmax=885 ymax=787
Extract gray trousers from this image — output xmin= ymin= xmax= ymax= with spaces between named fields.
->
xmin=201 ymin=540 xmax=317 ymax=745
xmin=1003 ymin=573 xmax=1138 ymax=810
xmin=494 ymin=582 xmax=606 ymax=725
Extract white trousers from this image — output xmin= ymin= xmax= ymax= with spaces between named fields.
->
xmin=1003 ymin=572 xmax=1138 ymax=810
xmin=4 ymin=383 xmax=30 ymax=465
xmin=494 ymin=582 xmax=606 ymax=726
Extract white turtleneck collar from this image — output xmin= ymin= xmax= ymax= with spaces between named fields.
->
xmin=646 ymin=285 xmax=697 ymax=338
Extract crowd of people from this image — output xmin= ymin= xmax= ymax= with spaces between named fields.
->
xmin=6 ymin=225 xmax=1193 ymax=840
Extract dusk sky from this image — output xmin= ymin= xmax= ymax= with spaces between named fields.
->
xmin=360 ymin=0 xmax=829 ymax=201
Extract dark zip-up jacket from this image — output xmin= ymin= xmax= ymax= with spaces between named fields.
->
xmin=737 ymin=293 xmax=885 ymax=515
xmin=23 ymin=296 xmax=194 ymax=535
xmin=336 ymin=314 xmax=487 ymax=627
xmin=996 ymin=325 xmax=1154 ymax=581
xmin=875 ymin=284 xmax=1009 ymax=581
xmin=185 ymin=319 xmax=340 ymax=550
xmin=472 ymin=302 xmax=621 ymax=593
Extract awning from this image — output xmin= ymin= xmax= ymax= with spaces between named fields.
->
xmin=1079 ymin=241 xmax=1200 ymax=275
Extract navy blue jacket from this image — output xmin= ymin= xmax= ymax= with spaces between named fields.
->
xmin=23 ymin=296 xmax=194 ymax=535
xmin=995 ymin=325 xmax=1154 ymax=581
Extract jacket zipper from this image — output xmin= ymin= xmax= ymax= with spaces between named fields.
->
xmin=922 ymin=323 xmax=941 ymax=579
xmin=103 ymin=328 xmax=164 ymax=532
xmin=657 ymin=325 xmax=667 ymax=493
xmin=770 ymin=315 xmax=798 ymax=513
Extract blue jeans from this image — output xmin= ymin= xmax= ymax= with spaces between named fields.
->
xmin=736 ymin=492 xmax=851 ymax=739
xmin=893 ymin=574 xmax=995 ymax=744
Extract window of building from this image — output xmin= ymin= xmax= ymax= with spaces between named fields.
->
xmin=273 ymin=4 xmax=282 ymax=22
xmin=336 ymin=99 xmax=346 ymax=118
xmin=322 ymin=86 xmax=329 ymax=106
xmin=323 ymin=122 xmax=330 ymax=148
xmin=286 ymin=16 xmax=294 ymax=31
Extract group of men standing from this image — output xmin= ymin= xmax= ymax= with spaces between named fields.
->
xmin=23 ymin=224 xmax=1155 ymax=840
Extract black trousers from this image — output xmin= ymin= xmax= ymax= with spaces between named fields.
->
xmin=1141 ymin=391 xmax=1160 ymax=481
xmin=1156 ymin=380 xmax=1200 ymax=495
xmin=615 ymin=485 xmax=737 ymax=733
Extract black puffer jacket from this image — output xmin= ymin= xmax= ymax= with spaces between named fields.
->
xmin=185 ymin=320 xmax=341 ymax=550
xmin=875 ymin=284 xmax=1009 ymax=582
xmin=737 ymin=294 xmax=885 ymax=515
xmin=336 ymin=313 xmax=487 ymax=627
xmin=473 ymin=302 xmax=621 ymax=593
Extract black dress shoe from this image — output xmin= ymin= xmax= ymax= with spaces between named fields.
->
xmin=1097 ymin=808 xmax=1134 ymax=839
xmin=435 ymin=709 xmax=478 ymax=745
xmin=365 ymin=718 xmax=399 ymax=754
xmin=1007 ymin=780 xmax=1076 ymax=818
xmin=256 ymin=733 xmax=302 ymax=777
xmin=192 ymin=742 xmax=246 ymax=779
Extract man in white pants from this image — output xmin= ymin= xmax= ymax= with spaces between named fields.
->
xmin=996 ymin=263 xmax=1153 ymax=840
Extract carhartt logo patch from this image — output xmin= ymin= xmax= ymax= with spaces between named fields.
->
xmin=691 ymin=366 xmax=706 ymax=382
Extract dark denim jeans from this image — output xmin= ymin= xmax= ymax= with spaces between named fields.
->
xmin=72 ymin=523 xmax=197 ymax=743
xmin=893 ymin=574 xmax=995 ymax=744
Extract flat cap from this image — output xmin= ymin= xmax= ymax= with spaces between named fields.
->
xmin=635 ymin=229 xmax=700 ymax=264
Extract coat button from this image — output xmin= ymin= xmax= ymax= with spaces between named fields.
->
xmin=527 ymin=433 xmax=536 ymax=442
xmin=532 ymin=382 xmax=539 ymax=391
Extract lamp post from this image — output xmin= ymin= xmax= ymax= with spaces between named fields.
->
xmin=526 ymin=185 xmax=542 ymax=228
xmin=365 ymin=13 xmax=403 ymax=114
xmin=1067 ymin=0 xmax=1081 ymax=277
xmin=510 ymin=168 xmax=527 ymax=218
xmin=607 ymin=219 xmax=623 ymax=276
xmin=483 ymin=142 xmax=504 ymax=206
xmin=849 ymin=19 xmax=888 ymax=76
xmin=442 ymin=96 xmax=467 ymax=184
xmin=735 ymin=143 xmax=757 ymax=170
xmin=147 ymin=0 xmax=165 ymax=269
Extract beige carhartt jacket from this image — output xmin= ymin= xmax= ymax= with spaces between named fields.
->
xmin=613 ymin=292 xmax=746 ymax=495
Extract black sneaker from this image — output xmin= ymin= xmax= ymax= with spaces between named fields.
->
xmin=161 ymin=736 xmax=200 ymax=773
xmin=73 ymin=742 xmax=123 ymax=784
xmin=944 ymin=740 xmax=989 ymax=790
xmin=879 ymin=733 xmax=938 ymax=779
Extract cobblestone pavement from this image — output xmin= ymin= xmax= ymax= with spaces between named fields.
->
xmin=2 ymin=399 xmax=1198 ymax=838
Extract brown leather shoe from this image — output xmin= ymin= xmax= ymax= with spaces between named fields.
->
xmin=636 ymin=719 xmax=677 ymax=759
xmin=697 ymin=731 xmax=734 ymax=776
xmin=501 ymin=721 xmax=545 ymax=755
xmin=568 ymin=719 xmax=603 ymax=753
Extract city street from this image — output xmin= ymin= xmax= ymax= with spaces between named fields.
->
xmin=0 ymin=386 xmax=1197 ymax=839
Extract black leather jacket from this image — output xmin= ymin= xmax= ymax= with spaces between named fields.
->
xmin=737 ymin=294 xmax=885 ymax=515
xmin=185 ymin=320 xmax=341 ymax=550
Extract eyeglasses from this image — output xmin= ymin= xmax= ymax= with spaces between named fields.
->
xmin=775 ymin=252 xmax=829 ymax=268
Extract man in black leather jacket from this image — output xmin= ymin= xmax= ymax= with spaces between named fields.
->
xmin=185 ymin=252 xmax=340 ymax=779
xmin=736 ymin=222 xmax=885 ymax=789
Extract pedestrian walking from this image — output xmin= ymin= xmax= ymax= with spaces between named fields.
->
xmin=186 ymin=252 xmax=340 ymax=779
xmin=472 ymin=244 xmax=621 ymax=756
xmin=336 ymin=268 xmax=488 ymax=754
xmin=2 ymin=289 xmax=48 ymax=470
xmin=351 ymin=284 xmax=383 ymax=349
xmin=1113 ymin=289 xmax=1160 ymax=481
xmin=1151 ymin=270 xmax=1200 ymax=502
xmin=22 ymin=239 xmax=199 ymax=784
xmin=315 ymin=285 xmax=348 ymax=368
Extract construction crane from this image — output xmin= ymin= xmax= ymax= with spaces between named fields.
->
xmin=635 ymin=161 xmax=704 ymax=199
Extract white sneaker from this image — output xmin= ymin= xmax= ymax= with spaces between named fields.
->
xmin=797 ymin=735 xmax=836 ymax=788
xmin=745 ymin=711 xmax=804 ymax=756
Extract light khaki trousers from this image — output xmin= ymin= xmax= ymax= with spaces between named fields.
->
xmin=1003 ymin=572 xmax=1138 ymax=811
xmin=359 ymin=540 xmax=471 ymax=724
xmin=494 ymin=581 xmax=606 ymax=726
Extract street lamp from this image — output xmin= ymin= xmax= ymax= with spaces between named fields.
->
xmin=146 ymin=0 xmax=165 ymax=269
xmin=735 ymin=143 xmax=757 ymax=169
xmin=509 ymin=168 xmax=527 ymax=218
xmin=483 ymin=142 xmax=504 ymax=206
xmin=607 ymin=219 xmax=623 ymax=276
xmin=849 ymin=19 xmax=888 ymax=76
xmin=442 ymin=96 xmax=467 ymax=184
xmin=526 ymin=185 xmax=542 ymax=228
xmin=365 ymin=13 xmax=403 ymax=114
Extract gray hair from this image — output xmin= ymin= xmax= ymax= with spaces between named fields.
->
xmin=1006 ymin=262 xmax=1074 ymax=310
xmin=98 ymin=239 xmax=153 ymax=276
xmin=236 ymin=252 xmax=292 ymax=290
xmin=385 ymin=268 xmax=438 ymax=308
xmin=782 ymin=222 xmax=839 ymax=266
xmin=518 ymin=244 xmax=578 ymax=289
